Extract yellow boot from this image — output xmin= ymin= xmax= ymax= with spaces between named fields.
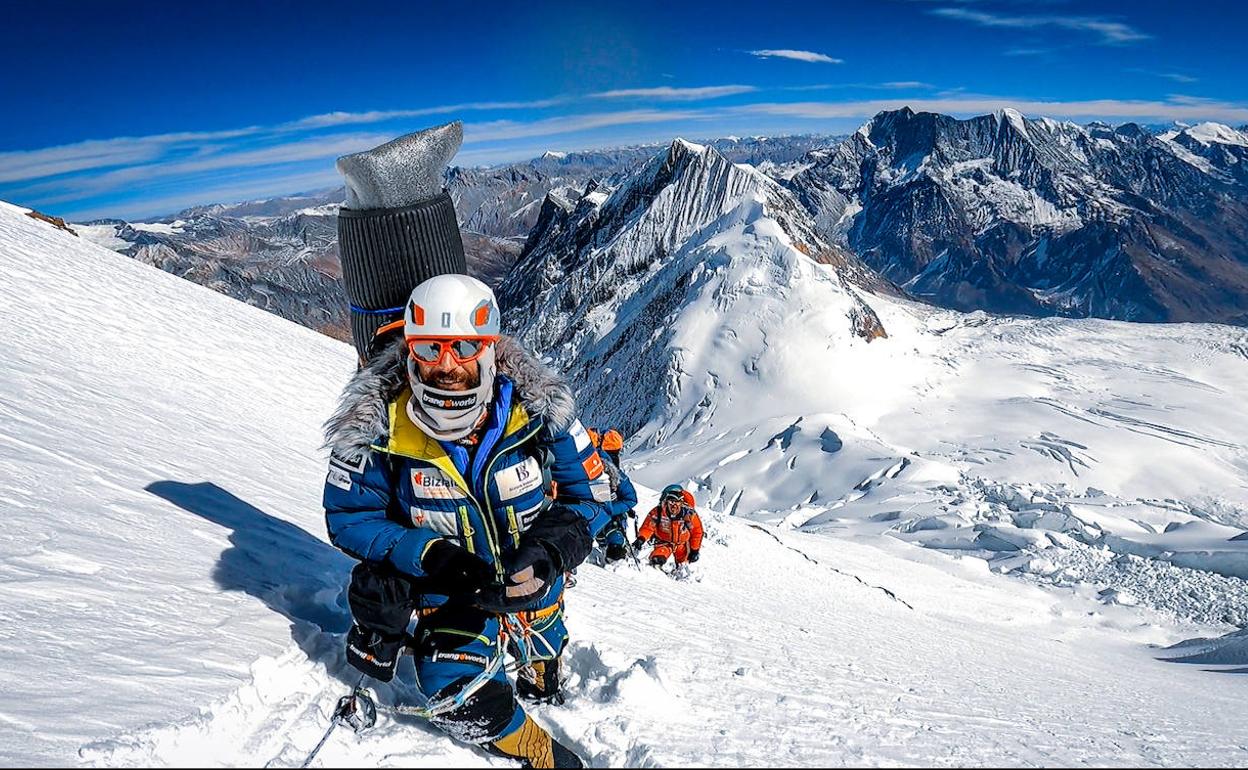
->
xmin=517 ymin=659 xmax=565 ymax=705
xmin=489 ymin=713 xmax=584 ymax=769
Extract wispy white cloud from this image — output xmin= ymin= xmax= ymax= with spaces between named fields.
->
xmin=0 ymin=126 xmax=263 ymax=184
xmin=465 ymin=109 xmax=714 ymax=143
xmin=286 ymin=98 xmax=571 ymax=129
xmin=0 ymin=99 xmax=576 ymax=188
xmin=1128 ymin=68 xmax=1199 ymax=84
xmin=1003 ymin=47 xmax=1053 ymax=56
xmin=785 ymin=81 xmax=936 ymax=92
xmin=930 ymin=8 xmax=1150 ymax=45
xmin=11 ymin=132 xmax=396 ymax=203
xmin=736 ymin=95 xmax=1248 ymax=123
xmin=749 ymin=49 xmax=843 ymax=64
xmin=590 ymin=85 xmax=757 ymax=101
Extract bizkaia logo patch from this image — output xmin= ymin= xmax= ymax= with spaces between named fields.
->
xmin=410 ymin=470 xmax=467 ymax=501
xmin=421 ymin=391 xmax=478 ymax=411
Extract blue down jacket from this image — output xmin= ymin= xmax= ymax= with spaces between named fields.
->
xmin=321 ymin=337 xmax=613 ymax=591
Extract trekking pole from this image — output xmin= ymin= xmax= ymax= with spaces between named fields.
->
xmin=624 ymin=536 xmax=643 ymax=570
xmin=622 ymin=512 xmax=644 ymax=569
xmin=300 ymin=674 xmax=377 ymax=768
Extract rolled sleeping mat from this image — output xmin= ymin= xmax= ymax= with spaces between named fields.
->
xmin=337 ymin=190 xmax=467 ymax=362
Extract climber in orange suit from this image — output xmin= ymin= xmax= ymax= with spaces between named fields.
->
xmin=634 ymin=485 xmax=703 ymax=567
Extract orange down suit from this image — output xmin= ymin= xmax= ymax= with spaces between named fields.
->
xmin=637 ymin=503 xmax=704 ymax=564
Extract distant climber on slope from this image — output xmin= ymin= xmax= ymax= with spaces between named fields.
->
xmin=598 ymin=461 xmax=638 ymax=563
xmin=600 ymin=428 xmax=624 ymax=467
xmin=322 ymin=124 xmax=612 ymax=770
xmin=634 ymin=485 xmax=703 ymax=568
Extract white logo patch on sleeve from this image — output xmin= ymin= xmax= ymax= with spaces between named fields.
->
xmin=411 ymin=506 xmax=461 ymax=537
xmin=327 ymin=466 xmax=353 ymax=491
xmin=569 ymin=419 xmax=592 ymax=452
xmin=494 ymin=457 xmax=544 ymax=500
xmin=329 ymin=452 xmax=367 ymax=474
xmin=590 ymin=476 xmax=613 ymax=503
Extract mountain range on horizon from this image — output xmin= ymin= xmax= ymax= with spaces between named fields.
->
xmin=64 ymin=109 xmax=1248 ymax=336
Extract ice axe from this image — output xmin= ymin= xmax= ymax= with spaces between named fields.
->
xmin=300 ymin=674 xmax=377 ymax=768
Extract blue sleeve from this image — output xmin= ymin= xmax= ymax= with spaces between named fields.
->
xmin=323 ymin=451 xmax=441 ymax=578
xmin=544 ymin=417 xmax=615 ymax=538
xmin=519 ymin=418 xmax=612 ymax=572
xmin=611 ymin=472 xmax=639 ymax=516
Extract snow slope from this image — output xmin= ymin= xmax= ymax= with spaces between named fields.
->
xmin=0 ymin=201 xmax=357 ymax=764
xmin=3 ymin=201 xmax=1248 ymax=767
xmin=620 ymin=290 xmax=1248 ymax=623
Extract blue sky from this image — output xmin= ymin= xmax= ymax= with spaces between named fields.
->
xmin=2 ymin=0 xmax=1244 ymax=221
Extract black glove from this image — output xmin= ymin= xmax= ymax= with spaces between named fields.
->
xmin=421 ymin=539 xmax=496 ymax=599
xmin=688 ymin=549 xmax=700 ymax=563
xmin=627 ymin=509 xmax=636 ymax=519
xmin=345 ymin=561 xmax=418 ymax=682
xmin=348 ymin=561 xmax=416 ymax=635
xmin=345 ymin=623 xmax=404 ymax=681
xmin=632 ymin=537 xmax=645 ymax=550
xmin=475 ymin=541 xmax=556 ymax=613
xmin=523 ymin=504 xmax=592 ymax=572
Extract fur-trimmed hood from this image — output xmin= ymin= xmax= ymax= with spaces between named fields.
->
xmin=323 ymin=335 xmax=577 ymax=461
xmin=600 ymin=454 xmax=624 ymax=496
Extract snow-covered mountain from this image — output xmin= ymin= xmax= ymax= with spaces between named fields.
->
xmin=5 ymin=197 xmax=1248 ymax=767
xmin=72 ymin=136 xmax=837 ymax=343
xmin=498 ymin=138 xmax=891 ymax=436
xmin=76 ymin=201 xmax=350 ymax=338
xmin=1161 ymin=121 xmax=1248 ymax=186
xmin=501 ymin=136 xmax=1248 ymax=631
xmin=788 ymin=108 xmax=1248 ymax=323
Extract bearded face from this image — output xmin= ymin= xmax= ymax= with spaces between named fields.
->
xmin=412 ymin=355 xmax=481 ymax=391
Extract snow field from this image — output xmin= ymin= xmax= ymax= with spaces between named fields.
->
xmin=3 ymin=202 xmax=1248 ymax=767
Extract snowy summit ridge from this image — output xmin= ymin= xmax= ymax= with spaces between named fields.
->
xmin=499 ymin=138 xmax=888 ymax=440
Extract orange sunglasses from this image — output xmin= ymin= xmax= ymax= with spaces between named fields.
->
xmin=404 ymin=336 xmax=498 ymax=365
xmin=373 ymin=320 xmax=498 ymax=365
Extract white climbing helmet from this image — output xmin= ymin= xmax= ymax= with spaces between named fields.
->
xmin=401 ymin=274 xmax=501 ymax=440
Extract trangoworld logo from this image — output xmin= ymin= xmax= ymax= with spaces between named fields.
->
xmin=420 ymin=391 xmax=478 ymax=410
xmin=431 ymin=651 xmax=491 ymax=668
